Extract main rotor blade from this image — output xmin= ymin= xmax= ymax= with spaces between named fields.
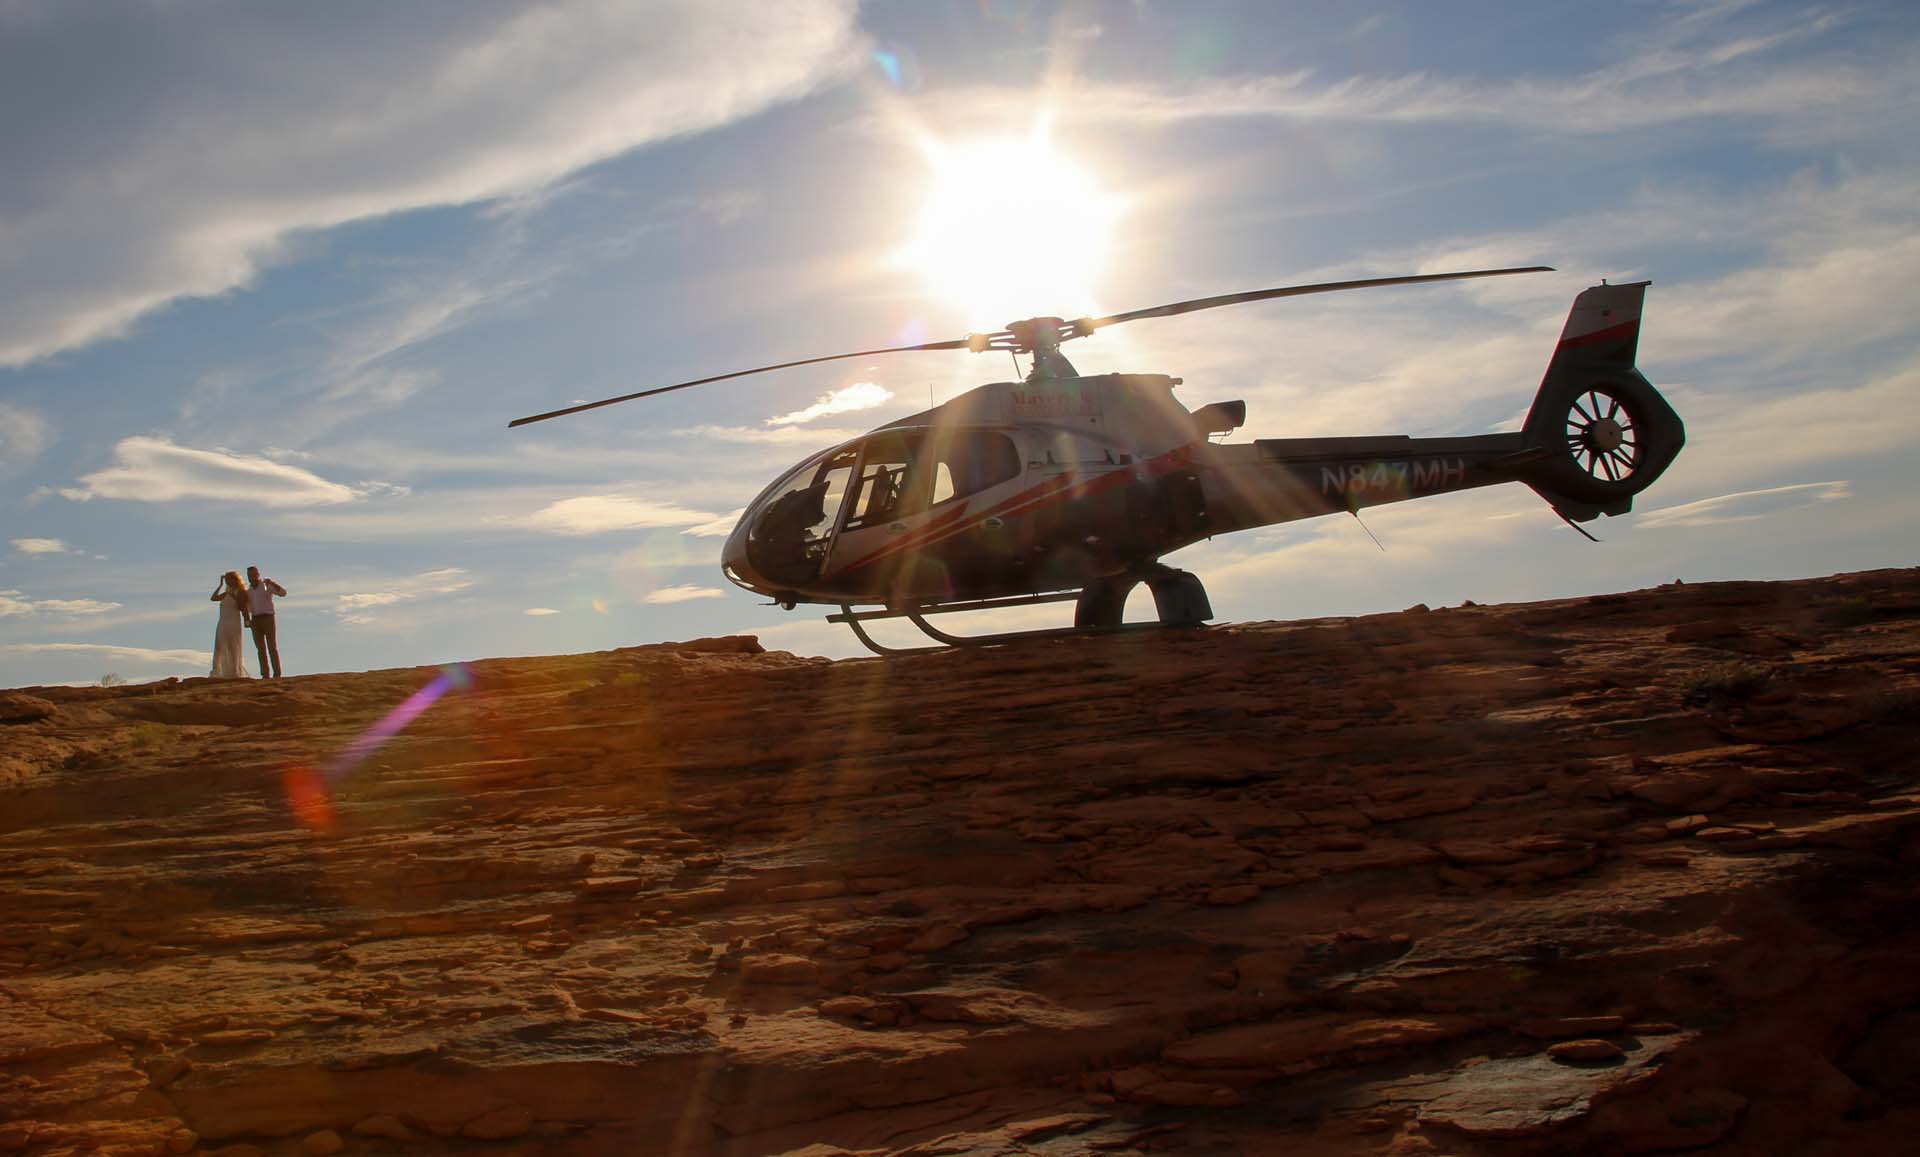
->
xmin=508 ymin=337 xmax=976 ymax=428
xmin=1081 ymin=266 xmax=1554 ymax=331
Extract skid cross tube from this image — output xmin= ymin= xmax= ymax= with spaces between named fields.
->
xmin=828 ymin=591 xmax=1082 ymax=656
xmin=826 ymin=587 xmax=1200 ymax=656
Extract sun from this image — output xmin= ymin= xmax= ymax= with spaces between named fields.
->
xmin=899 ymin=131 xmax=1123 ymax=328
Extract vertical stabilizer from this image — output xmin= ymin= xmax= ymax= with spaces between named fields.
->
xmin=1541 ymin=280 xmax=1648 ymax=382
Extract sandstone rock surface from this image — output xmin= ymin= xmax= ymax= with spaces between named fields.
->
xmin=3 ymin=570 xmax=1919 ymax=1154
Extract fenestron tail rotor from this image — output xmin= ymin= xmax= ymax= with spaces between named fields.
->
xmin=508 ymin=265 xmax=1552 ymax=427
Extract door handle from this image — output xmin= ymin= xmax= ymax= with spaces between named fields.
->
xmin=888 ymin=523 xmax=908 ymax=534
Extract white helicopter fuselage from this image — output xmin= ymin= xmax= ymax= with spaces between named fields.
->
xmin=720 ymin=281 xmax=1682 ymax=613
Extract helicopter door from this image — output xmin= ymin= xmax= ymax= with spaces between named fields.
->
xmin=841 ymin=428 xmax=1029 ymax=599
xmin=823 ymin=431 xmax=927 ymax=591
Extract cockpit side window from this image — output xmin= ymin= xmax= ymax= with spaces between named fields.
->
xmin=1031 ymin=431 xmax=1123 ymax=467
xmin=929 ymin=462 xmax=956 ymax=507
xmin=843 ymin=432 xmax=922 ymax=531
xmin=786 ymin=429 xmax=1023 ymax=538
xmin=916 ymin=431 xmax=1021 ymax=508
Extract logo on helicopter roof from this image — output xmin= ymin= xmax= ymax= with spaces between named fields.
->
xmin=1008 ymin=386 xmax=1099 ymax=420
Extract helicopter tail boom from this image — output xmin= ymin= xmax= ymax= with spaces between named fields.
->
xmin=1193 ymin=280 xmax=1682 ymax=537
xmin=1198 ymin=433 xmax=1531 ymax=537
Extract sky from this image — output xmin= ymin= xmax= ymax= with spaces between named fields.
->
xmin=2 ymin=0 xmax=1916 ymax=686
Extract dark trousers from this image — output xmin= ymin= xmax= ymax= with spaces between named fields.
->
xmin=250 ymin=614 xmax=281 ymax=678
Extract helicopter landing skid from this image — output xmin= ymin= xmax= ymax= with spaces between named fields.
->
xmin=827 ymin=571 xmax=1212 ymax=656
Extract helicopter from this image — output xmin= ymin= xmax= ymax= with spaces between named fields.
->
xmin=511 ymin=267 xmax=1684 ymax=654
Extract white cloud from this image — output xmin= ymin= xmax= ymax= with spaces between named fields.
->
xmin=688 ymin=424 xmax=867 ymax=445
xmin=0 ymin=642 xmax=204 ymax=666
xmin=0 ymin=1 xmax=863 ymax=367
xmin=333 ymin=567 xmax=475 ymax=625
xmin=683 ymin=509 xmax=746 ymax=538
xmin=1662 ymin=354 xmax=1920 ymax=494
xmin=527 ymin=494 xmax=720 ymax=536
xmin=0 ymin=590 xmax=122 ymax=619
xmin=0 ymin=402 xmax=53 ymax=475
xmin=33 ymin=599 xmax=121 ymax=616
xmin=1639 ymin=481 xmax=1852 ymax=529
xmin=765 ymin=382 xmax=894 ymax=426
xmin=643 ymin=585 xmax=726 ymax=604
xmin=524 ymin=607 xmax=560 ymax=616
xmin=263 ymin=481 xmax=736 ymax=542
xmin=71 ymin=436 xmax=360 ymax=507
xmin=12 ymin=538 xmax=72 ymax=555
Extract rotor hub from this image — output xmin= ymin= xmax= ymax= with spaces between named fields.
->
xmin=1583 ymin=416 xmax=1626 ymax=453
xmin=1004 ymin=316 xmax=1069 ymax=351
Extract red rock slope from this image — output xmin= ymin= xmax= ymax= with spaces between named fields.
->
xmin=3 ymin=569 xmax=1918 ymax=1156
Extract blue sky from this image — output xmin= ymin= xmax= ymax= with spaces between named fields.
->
xmin=2 ymin=0 xmax=1916 ymax=685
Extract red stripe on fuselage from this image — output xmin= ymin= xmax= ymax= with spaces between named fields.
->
xmin=827 ymin=499 xmax=976 ymax=575
xmin=1555 ymin=318 xmax=1639 ymax=351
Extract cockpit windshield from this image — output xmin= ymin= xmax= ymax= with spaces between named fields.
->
xmin=744 ymin=447 xmax=856 ymax=587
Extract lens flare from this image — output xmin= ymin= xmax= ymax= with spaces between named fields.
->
xmin=283 ymin=766 xmax=334 ymax=832
xmin=870 ymin=44 xmax=920 ymax=91
xmin=282 ymin=663 xmax=472 ymax=830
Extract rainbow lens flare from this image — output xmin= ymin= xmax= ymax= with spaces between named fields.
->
xmin=284 ymin=663 xmax=472 ymax=830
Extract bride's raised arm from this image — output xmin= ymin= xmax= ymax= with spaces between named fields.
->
xmin=210 ymin=578 xmax=226 ymax=601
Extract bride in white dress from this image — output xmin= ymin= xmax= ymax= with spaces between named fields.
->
xmin=209 ymin=571 xmax=252 ymax=679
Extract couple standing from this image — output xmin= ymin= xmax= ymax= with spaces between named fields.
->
xmin=210 ymin=566 xmax=288 ymax=679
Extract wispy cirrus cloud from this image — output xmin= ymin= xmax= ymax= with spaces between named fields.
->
xmin=335 ymin=568 xmax=474 ymax=625
xmin=0 ymin=1 xmax=863 ymax=368
xmin=526 ymin=494 xmax=720 ymax=536
xmin=1639 ymin=480 xmax=1852 ymax=529
xmin=0 ymin=642 xmax=203 ymax=667
xmin=891 ymin=7 xmax=1888 ymax=142
xmin=688 ymin=424 xmax=867 ymax=445
xmin=68 ymin=437 xmax=366 ymax=507
xmin=0 ymin=402 xmax=53 ymax=476
xmin=643 ymin=585 xmax=726 ymax=604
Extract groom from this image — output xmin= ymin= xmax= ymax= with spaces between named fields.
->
xmin=246 ymin=566 xmax=288 ymax=679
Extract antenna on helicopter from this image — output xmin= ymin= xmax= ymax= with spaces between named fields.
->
xmin=1553 ymin=507 xmax=1603 ymax=542
xmin=1351 ymin=510 xmax=1386 ymax=552
xmin=509 ymin=266 xmax=1553 ymax=428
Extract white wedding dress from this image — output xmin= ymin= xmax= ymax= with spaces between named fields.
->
xmin=211 ymin=594 xmax=251 ymax=679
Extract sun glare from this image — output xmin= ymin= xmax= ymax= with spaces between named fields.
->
xmin=900 ymin=133 xmax=1122 ymax=328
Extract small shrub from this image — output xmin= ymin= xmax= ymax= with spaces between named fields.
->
xmin=1680 ymin=660 xmax=1774 ymax=704
xmin=126 ymin=722 xmax=172 ymax=749
xmin=1820 ymin=597 xmax=1875 ymax=627
xmin=98 ymin=672 xmax=126 ymax=687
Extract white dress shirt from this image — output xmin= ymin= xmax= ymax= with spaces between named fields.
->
xmin=248 ymin=579 xmax=286 ymax=615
